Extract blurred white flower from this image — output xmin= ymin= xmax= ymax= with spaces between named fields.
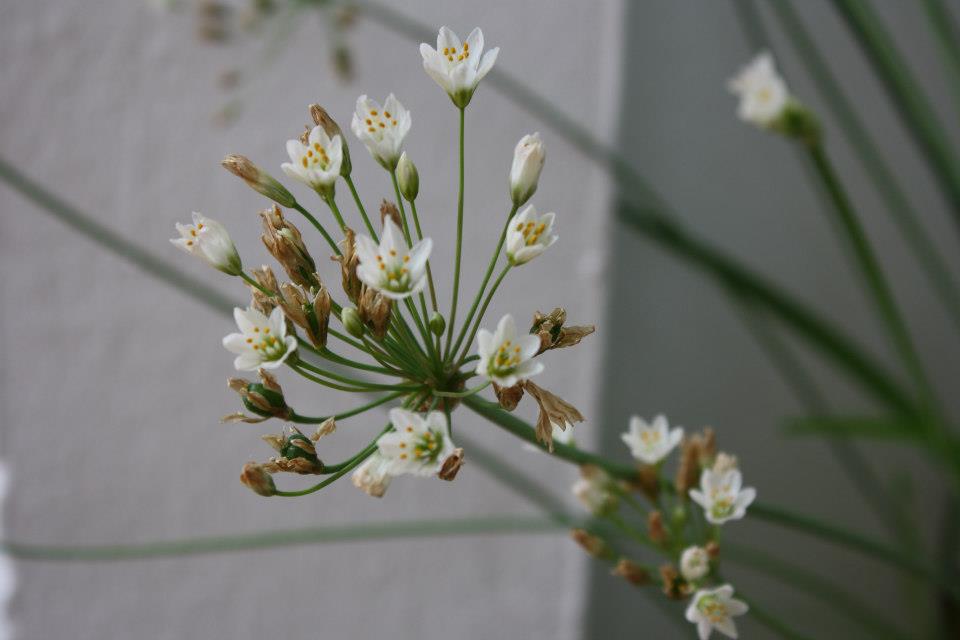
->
xmin=475 ymin=314 xmax=544 ymax=387
xmin=680 ymin=545 xmax=710 ymax=582
xmin=170 ymin=212 xmax=242 ymax=276
xmin=689 ymin=468 xmax=756 ymax=525
xmin=685 ymin=584 xmax=749 ymax=640
xmin=350 ymin=94 xmax=412 ymax=170
xmin=351 ymin=453 xmax=393 ymax=498
xmin=621 ymin=414 xmax=683 ymax=465
xmin=728 ymin=51 xmax=790 ymax=128
xmin=420 ymin=26 xmax=499 ymax=108
xmin=222 ymin=306 xmax=298 ymax=371
xmin=281 ymin=125 xmax=343 ymax=194
xmin=506 ymin=204 xmax=557 ymax=266
xmin=355 ymin=218 xmax=432 ymax=300
xmin=572 ymin=465 xmax=617 ymax=515
xmin=509 ymin=132 xmax=545 ymax=206
xmin=376 ymin=409 xmax=456 ymax=477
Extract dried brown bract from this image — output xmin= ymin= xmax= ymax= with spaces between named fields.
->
xmin=279 ymin=280 xmax=331 ymax=348
xmin=611 ymin=558 xmax=649 ymax=586
xmin=358 ymin=286 xmax=393 ymax=340
xmin=531 ymin=307 xmax=595 ymax=355
xmin=240 ymin=462 xmax=276 ymax=497
xmin=522 ymin=381 xmax=584 ymax=451
xmin=493 ymin=382 xmax=524 ymax=411
xmin=333 ymin=226 xmax=363 ymax=303
xmin=260 ymin=205 xmax=318 ymax=288
xmin=570 ymin=529 xmax=611 ymax=559
xmin=438 ymin=448 xmax=465 ymax=481
xmin=380 ymin=199 xmax=401 ymax=230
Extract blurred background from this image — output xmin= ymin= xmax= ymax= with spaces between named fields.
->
xmin=1 ymin=1 xmax=958 ymax=638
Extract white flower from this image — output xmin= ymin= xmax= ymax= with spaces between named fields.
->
xmin=351 ymin=453 xmax=393 ymax=498
xmin=685 ymin=584 xmax=749 ymax=640
xmin=222 ymin=306 xmax=298 ymax=371
xmin=475 ymin=314 xmax=544 ymax=387
xmin=572 ymin=465 xmax=617 ymax=515
xmin=728 ymin=51 xmax=790 ymax=128
xmin=170 ymin=212 xmax=242 ymax=275
xmin=420 ymin=26 xmax=499 ymax=108
xmin=376 ymin=409 xmax=456 ymax=477
xmin=689 ymin=468 xmax=757 ymax=525
xmin=505 ymin=204 xmax=557 ymax=266
xmin=621 ymin=414 xmax=683 ymax=465
xmin=509 ymin=132 xmax=545 ymax=206
xmin=350 ymin=94 xmax=412 ymax=169
xmin=355 ymin=218 xmax=432 ymax=300
xmin=680 ymin=546 xmax=710 ymax=582
xmin=281 ymin=125 xmax=343 ymax=194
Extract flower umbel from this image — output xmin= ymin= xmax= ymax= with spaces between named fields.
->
xmin=420 ymin=26 xmax=499 ymax=108
xmin=475 ymin=314 xmax=544 ymax=387
xmin=505 ymin=204 xmax=557 ymax=266
xmin=350 ymin=93 xmax=411 ymax=169
xmin=355 ymin=218 xmax=432 ymax=300
xmin=689 ymin=467 xmax=757 ymax=525
xmin=376 ymin=409 xmax=456 ymax=477
xmin=222 ymin=306 xmax=298 ymax=371
xmin=621 ymin=414 xmax=684 ymax=466
xmin=281 ymin=124 xmax=343 ymax=195
xmin=685 ymin=584 xmax=749 ymax=640
xmin=171 ymin=212 xmax=242 ymax=276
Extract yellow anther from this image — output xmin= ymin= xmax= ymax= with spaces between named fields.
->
xmin=186 ymin=240 xmax=193 ymax=246
xmin=384 ymin=111 xmax=392 ymax=118
xmin=389 ymin=249 xmax=397 ymax=256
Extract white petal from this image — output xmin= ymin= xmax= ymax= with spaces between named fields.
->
xmin=475 ymin=47 xmax=499 ymax=82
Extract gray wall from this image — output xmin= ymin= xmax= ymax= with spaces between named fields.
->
xmin=0 ymin=1 xmax=620 ymax=638
xmin=586 ymin=1 xmax=959 ymax=638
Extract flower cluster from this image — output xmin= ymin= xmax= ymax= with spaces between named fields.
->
xmin=173 ymin=25 xmax=593 ymax=499
xmin=570 ymin=414 xmax=755 ymax=639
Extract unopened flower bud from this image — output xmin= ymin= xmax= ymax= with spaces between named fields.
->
xmin=341 ymin=306 xmax=364 ymax=338
xmin=225 ymin=369 xmax=291 ymax=422
xmin=611 ymin=558 xmax=650 ymax=586
xmin=570 ymin=529 xmax=611 ymax=559
xmin=429 ymin=311 xmax=446 ymax=336
xmin=438 ymin=448 xmax=465 ymax=481
xmin=240 ymin=462 xmax=276 ymax=496
xmin=509 ymin=132 xmax=545 ymax=207
xmin=260 ymin=205 xmax=319 ymax=289
xmin=396 ymin=152 xmax=419 ymax=201
xmin=222 ymin=154 xmax=296 ymax=208
xmin=680 ymin=546 xmax=710 ymax=582
xmin=310 ymin=103 xmax=352 ymax=177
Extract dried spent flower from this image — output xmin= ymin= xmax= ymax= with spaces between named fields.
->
xmin=659 ymin=563 xmax=684 ymax=600
xmin=379 ymin=199 xmax=401 ymax=230
xmin=611 ymin=558 xmax=649 ymax=587
xmin=570 ymin=529 xmax=611 ymax=559
xmin=279 ymin=280 xmax=331 ymax=349
xmin=522 ymin=380 xmax=583 ymax=451
xmin=240 ymin=462 xmax=276 ymax=496
xmin=531 ymin=308 xmax=594 ymax=355
xmin=260 ymin=205 xmax=318 ymax=289
xmin=352 ymin=453 xmax=392 ymax=498
xmin=247 ymin=264 xmax=281 ymax=315
xmin=260 ymin=426 xmax=324 ymax=475
xmin=357 ymin=286 xmax=393 ymax=340
xmin=312 ymin=417 xmax=337 ymax=441
xmin=221 ymin=154 xmax=295 ymax=208
xmin=438 ymin=447 xmax=465 ymax=481
xmin=493 ymin=382 xmax=524 ymax=412
xmin=224 ymin=368 xmax=291 ymax=423
xmin=333 ymin=226 xmax=363 ymax=303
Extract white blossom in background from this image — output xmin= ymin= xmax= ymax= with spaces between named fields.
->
xmin=420 ymin=26 xmax=499 ymax=108
xmin=689 ymin=468 xmax=757 ymax=525
xmin=170 ymin=212 xmax=242 ymax=275
xmin=355 ymin=218 xmax=432 ymax=300
xmin=475 ymin=314 xmax=544 ymax=387
xmin=509 ymin=132 xmax=545 ymax=206
xmin=680 ymin=545 xmax=710 ymax=582
xmin=621 ymin=414 xmax=683 ymax=465
xmin=505 ymin=204 xmax=558 ymax=266
xmin=0 ymin=463 xmax=14 ymax=640
xmin=350 ymin=94 xmax=412 ymax=169
xmin=728 ymin=51 xmax=790 ymax=128
xmin=222 ymin=306 xmax=298 ymax=371
xmin=685 ymin=584 xmax=749 ymax=640
xmin=572 ymin=465 xmax=617 ymax=515
xmin=376 ymin=409 xmax=456 ymax=477
xmin=351 ymin=453 xmax=393 ymax=498
xmin=281 ymin=125 xmax=343 ymax=194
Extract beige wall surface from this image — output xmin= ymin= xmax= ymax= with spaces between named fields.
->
xmin=0 ymin=1 xmax=621 ymax=638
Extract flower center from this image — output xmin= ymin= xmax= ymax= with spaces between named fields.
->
xmin=363 ymin=108 xmax=400 ymax=137
xmin=489 ymin=340 xmax=522 ymax=376
xmin=515 ymin=220 xmax=546 ymax=247
xmin=301 ymin=142 xmax=331 ymax=170
xmin=442 ymin=42 xmax=470 ymax=64
xmin=697 ymin=595 xmax=728 ymax=623
xmin=639 ymin=430 xmax=661 ymax=448
xmin=413 ymin=430 xmax=444 ymax=463
xmin=246 ymin=326 xmax=286 ymax=361
xmin=376 ymin=252 xmax=412 ymax=293
xmin=710 ymin=496 xmax=734 ymax=520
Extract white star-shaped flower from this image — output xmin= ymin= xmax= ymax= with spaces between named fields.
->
xmin=685 ymin=584 xmax=749 ymax=640
xmin=170 ymin=212 xmax=242 ymax=276
xmin=376 ymin=409 xmax=456 ymax=477
xmin=350 ymin=93 xmax=411 ymax=169
xmin=420 ymin=26 xmax=499 ymax=108
xmin=355 ymin=218 xmax=432 ymax=300
xmin=222 ymin=306 xmax=298 ymax=371
xmin=728 ymin=51 xmax=790 ymax=128
xmin=475 ymin=314 xmax=544 ymax=388
xmin=281 ymin=124 xmax=343 ymax=193
xmin=621 ymin=414 xmax=683 ymax=465
xmin=505 ymin=204 xmax=557 ymax=266
xmin=689 ymin=467 xmax=757 ymax=525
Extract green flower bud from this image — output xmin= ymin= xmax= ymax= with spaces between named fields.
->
xmin=341 ymin=306 xmax=364 ymax=338
xmin=396 ymin=152 xmax=419 ymax=201
xmin=429 ymin=311 xmax=446 ymax=336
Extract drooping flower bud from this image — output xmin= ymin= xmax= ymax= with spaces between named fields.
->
xmin=396 ymin=152 xmax=419 ymax=201
xmin=310 ymin=103 xmax=352 ymax=178
xmin=240 ymin=462 xmax=276 ymax=496
xmin=260 ymin=426 xmax=324 ymax=474
xmin=259 ymin=205 xmax=319 ymax=289
xmin=509 ymin=132 xmax=545 ymax=207
xmin=171 ymin=212 xmax=243 ymax=276
xmin=341 ymin=306 xmax=364 ymax=338
xmin=428 ymin=311 xmax=446 ymax=336
xmin=221 ymin=154 xmax=296 ymax=208
xmin=224 ymin=369 xmax=291 ymax=423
